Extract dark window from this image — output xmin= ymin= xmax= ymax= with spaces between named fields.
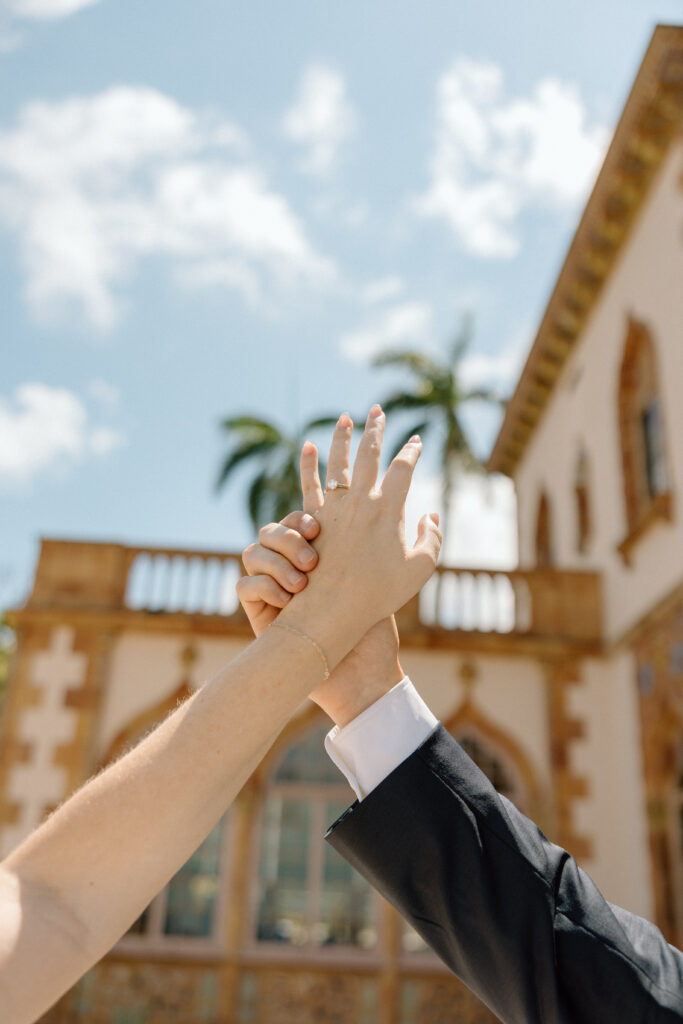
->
xmin=642 ymin=400 xmax=668 ymax=498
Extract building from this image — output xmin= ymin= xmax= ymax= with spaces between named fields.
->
xmin=1 ymin=23 xmax=682 ymax=1024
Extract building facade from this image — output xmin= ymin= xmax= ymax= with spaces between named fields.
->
xmin=0 ymin=23 xmax=681 ymax=1024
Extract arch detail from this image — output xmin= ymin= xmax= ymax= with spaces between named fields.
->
xmin=443 ymin=699 xmax=544 ymax=822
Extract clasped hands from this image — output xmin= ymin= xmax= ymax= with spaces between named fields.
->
xmin=237 ymin=405 xmax=441 ymax=726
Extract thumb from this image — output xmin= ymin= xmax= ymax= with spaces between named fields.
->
xmin=412 ymin=511 xmax=442 ymax=567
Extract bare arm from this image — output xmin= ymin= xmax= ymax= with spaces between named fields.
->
xmin=0 ymin=406 xmax=440 ymax=1024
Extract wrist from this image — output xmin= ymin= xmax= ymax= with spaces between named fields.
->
xmin=313 ymin=657 xmax=405 ymax=727
xmin=275 ymin=585 xmax=366 ymax=672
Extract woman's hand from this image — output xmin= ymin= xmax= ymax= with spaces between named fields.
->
xmin=237 ymin=514 xmax=404 ymax=725
xmin=275 ymin=405 xmax=441 ymax=670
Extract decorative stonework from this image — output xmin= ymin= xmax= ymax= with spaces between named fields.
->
xmin=237 ymin=968 xmax=379 ymax=1024
xmin=544 ymin=660 xmax=592 ymax=862
xmin=399 ymin=977 xmax=498 ymax=1023
xmin=42 ymin=960 xmax=223 ymax=1023
xmin=444 ymin=686 xmax=544 ymax=822
xmin=1 ymin=626 xmax=86 ymax=856
xmin=489 ymin=26 xmax=683 ymax=478
xmin=632 ymin=592 xmax=683 ymax=946
xmin=616 ymin=317 xmax=673 ymax=565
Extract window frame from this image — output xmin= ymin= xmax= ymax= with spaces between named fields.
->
xmin=617 ymin=318 xmax=673 ymax=564
xmin=246 ymin=757 xmax=382 ymax=965
xmin=114 ymin=811 xmax=233 ymax=960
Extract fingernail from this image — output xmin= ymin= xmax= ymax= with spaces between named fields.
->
xmin=337 ymin=413 xmax=352 ymax=429
xmin=301 ymin=514 xmax=316 ymax=529
xmin=289 ymin=570 xmax=304 ymax=586
xmin=300 ymin=548 xmax=316 ymax=565
xmin=280 ymin=591 xmax=292 ymax=603
xmin=408 ymin=434 xmax=421 ymax=444
xmin=369 ymin=404 xmax=383 ymax=419
xmin=302 ymin=440 xmax=315 ymax=454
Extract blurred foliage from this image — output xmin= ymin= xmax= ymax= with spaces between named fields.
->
xmin=215 ymin=413 xmax=361 ymax=531
xmin=372 ymin=315 xmax=509 ymax=552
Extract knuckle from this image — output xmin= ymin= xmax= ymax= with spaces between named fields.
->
xmin=258 ymin=524 xmax=273 ymax=543
xmin=242 ymin=542 xmax=258 ymax=562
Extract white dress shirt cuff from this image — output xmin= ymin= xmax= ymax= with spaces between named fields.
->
xmin=324 ymin=676 xmax=438 ymax=801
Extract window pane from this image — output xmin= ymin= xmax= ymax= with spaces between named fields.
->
xmin=163 ymin=818 xmax=223 ymax=937
xmin=642 ymin=400 xmax=667 ymax=497
xmin=126 ymin=905 xmax=150 ymax=936
xmin=317 ymin=799 xmax=376 ymax=948
xmin=257 ymin=797 xmax=311 ymax=944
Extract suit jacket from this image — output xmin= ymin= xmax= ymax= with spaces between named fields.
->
xmin=326 ymin=725 xmax=683 ymax=1023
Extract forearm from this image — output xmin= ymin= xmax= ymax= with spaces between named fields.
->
xmin=327 ymin=725 xmax=683 ymax=1022
xmin=1 ymin=622 xmax=339 ymax=1021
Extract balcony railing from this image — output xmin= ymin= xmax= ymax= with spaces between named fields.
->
xmin=25 ymin=540 xmax=603 ymax=646
xmin=124 ymin=548 xmax=243 ymax=617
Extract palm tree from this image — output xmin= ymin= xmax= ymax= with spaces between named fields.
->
xmin=373 ymin=317 xmax=508 ymax=564
xmin=215 ymin=414 xmax=346 ymax=530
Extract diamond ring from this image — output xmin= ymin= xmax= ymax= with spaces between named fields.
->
xmin=326 ymin=479 xmax=351 ymax=491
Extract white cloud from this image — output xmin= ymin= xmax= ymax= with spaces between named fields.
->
xmin=0 ymin=86 xmax=335 ymax=327
xmin=404 ymin=469 xmax=517 ymax=571
xmin=0 ymin=382 xmax=125 ymax=487
xmin=87 ymin=378 xmax=120 ymax=409
xmin=415 ymin=57 xmax=609 ymax=257
xmin=6 ymin=0 xmax=101 ymax=18
xmin=175 ymin=259 xmax=261 ymax=307
xmin=282 ymin=64 xmax=355 ymax=176
xmin=459 ymin=328 xmax=530 ymax=393
xmin=340 ymin=301 xmax=432 ymax=363
xmin=361 ymin=275 xmax=404 ymax=305
xmin=88 ymin=426 xmax=125 ymax=455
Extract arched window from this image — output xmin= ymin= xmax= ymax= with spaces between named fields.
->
xmin=125 ymin=815 xmax=228 ymax=945
xmin=107 ymin=688 xmax=231 ymax=952
xmin=255 ymin=725 xmax=376 ymax=950
xmin=618 ymin=318 xmax=670 ymax=545
xmin=457 ymin=734 xmax=521 ymax=803
xmin=574 ymin=449 xmax=592 ymax=554
xmin=535 ymin=491 xmax=554 ymax=567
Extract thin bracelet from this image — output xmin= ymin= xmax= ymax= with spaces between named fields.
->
xmin=269 ymin=621 xmax=330 ymax=680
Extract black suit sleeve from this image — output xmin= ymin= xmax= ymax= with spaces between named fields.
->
xmin=325 ymin=725 xmax=683 ymax=1023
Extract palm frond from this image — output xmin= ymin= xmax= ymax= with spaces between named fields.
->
xmin=449 ymin=314 xmax=474 ymax=366
xmin=247 ymin=469 xmax=272 ymax=531
xmin=372 ymin=350 xmax=442 ymax=381
xmin=445 ymin=413 xmax=481 ymax=471
xmin=219 ymin=416 xmax=282 ymax=443
xmin=387 ymin=421 xmax=430 ymax=462
xmin=462 ymin=386 xmax=504 ymax=403
xmin=381 ymin=392 xmax=433 ymax=415
xmin=304 ymin=415 xmax=365 ymax=432
xmin=215 ymin=439 xmax=279 ymax=493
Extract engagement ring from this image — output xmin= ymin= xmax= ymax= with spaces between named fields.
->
xmin=326 ymin=479 xmax=350 ymax=491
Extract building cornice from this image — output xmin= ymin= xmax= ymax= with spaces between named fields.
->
xmin=487 ymin=25 xmax=683 ymax=478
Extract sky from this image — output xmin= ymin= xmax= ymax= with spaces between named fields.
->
xmin=1 ymin=0 xmax=681 ymax=610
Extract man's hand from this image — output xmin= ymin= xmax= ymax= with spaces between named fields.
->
xmin=237 ymin=512 xmax=404 ymax=727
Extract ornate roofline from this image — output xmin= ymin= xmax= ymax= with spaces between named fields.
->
xmin=487 ymin=25 xmax=683 ymax=478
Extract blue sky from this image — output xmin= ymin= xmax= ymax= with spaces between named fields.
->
xmin=1 ymin=0 xmax=681 ymax=609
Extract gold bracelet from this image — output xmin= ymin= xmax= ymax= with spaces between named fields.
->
xmin=269 ymin=621 xmax=330 ymax=680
